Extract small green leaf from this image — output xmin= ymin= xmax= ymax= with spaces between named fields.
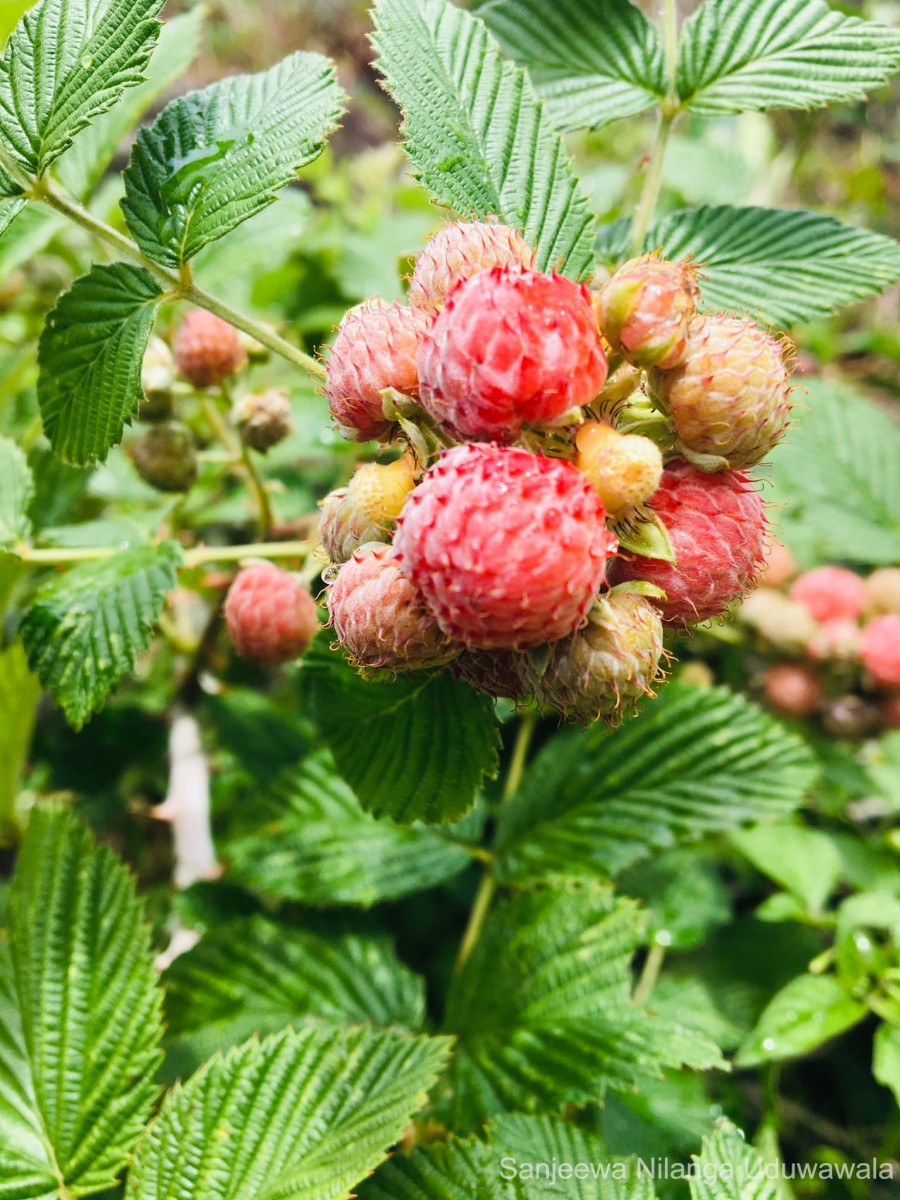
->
xmin=736 ymin=974 xmax=867 ymax=1067
xmin=731 ymin=823 xmax=843 ymax=915
xmin=677 ymin=0 xmax=900 ymax=117
xmin=873 ymin=1023 xmax=900 ymax=1108
xmin=0 ymin=806 xmax=163 ymax=1197
xmin=612 ymin=508 xmax=674 ymax=563
xmin=373 ymin=0 xmax=594 ymax=278
xmin=0 ymin=434 xmax=33 ymax=548
xmin=38 ymin=262 xmax=164 ymax=464
xmin=20 ymin=540 xmax=181 ymax=728
xmin=303 ymin=643 xmax=499 ymax=825
xmin=689 ymin=1120 xmax=779 ymax=1200
xmin=122 ymin=52 xmax=345 ymax=267
xmin=126 ymin=1024 xmax=451 ymax=1200
xmin=0 ymin=642 xmax=40 ymax=837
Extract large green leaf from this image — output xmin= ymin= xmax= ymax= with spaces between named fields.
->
xmin=126 ymin=1024 xmax=451 ymax=1200
xmin=38 ymin=262 xmax=164 ymax=464
xmin=0 ymin=434 xmax=33 ymax=548
xmin=0 ymin=806 xmax=163 ymax=1199
xmin=439 ymin=884 xmax=724 ymax=1128
xmin=373 ymin=0 xmax=594 ymax=278
xmin=303 ymin=643 xmax=499 ymax=825
xmin=121 ymin=52 xmax=345 ymax=267
xmin=473 ymin=0 xmax=665 ymax=132
xmin=496 ymin=686 xmax=816 ymax=885
xmin=0 ymin=0 xmax=164 ymax=176
xmin=20 ymin=540 xmax=181 ymax=728
xmin=767 ymin=379 xmax=900 ymax=567
xmin=595 ymin=206 xmax=900 ymax=326
xmin=735 ymin=974 xmax=867 ymax=1068
xmin=677 ymin=0 xmax=900 ymax=117
xmin=225 ymin=751 xmax=475 ymax=906
xmin=688 ymin=1120 xmax=779 ymax=1200
xmin=0 ymin=642 xmax=40 ymax=837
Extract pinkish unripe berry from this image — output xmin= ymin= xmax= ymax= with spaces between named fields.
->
xmin=318 ymin=487 xmax=390 ymax=564
xmin=762 ymin=663 xmax=824 ymax=719
xmin=395 ymin=443 xmax=616 ymax=650
xmin=740 ymin=588 xmax=819 ymax=651
xmin=409 ymin=220 xmax=535 ymax=311
xmin=232 ymin=388 xmax=293 ymax=452
xmin=790 ymin=566 xmax=865 ymax=623
xmin=807 ymin=618 xmax=860 ymax=662
xmin=225 ymin=563 xmax=319 ymax=665
xmin=324 ymin=300 xmax=432 ymax=442
xmin=575 ymin=421 xmax=663 ymax=517
xmin=861 ymin=614 xmax=900 ymax=688
xmin=650 ymin=316 xmax=793 ymax=470
xmin=327 ymin=543 xmax=458 ymax=672
xmin=173 ymin=309 xmax=247 ymax=388
xmin=597 ymin=254 xmax=697 ymax=369
xmin=864 ymin=568 xmax=900 ymax=618
xmin=417 ymin=267 xmax=608 ymax=441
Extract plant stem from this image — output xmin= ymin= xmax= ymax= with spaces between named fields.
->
xmin=634 ymin=939 xmax=667 ymax=1006
xmin=239 ymin=439 xmax=275 ymax=539
xmin=15 ymin=539 xmax=311 ymax=568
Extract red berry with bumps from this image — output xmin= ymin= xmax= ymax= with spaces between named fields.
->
xmin=409 ymin=220 xmax=535 ymax=312
xmin=790 ymin=566 xmax=866 ymax=623
xmin=173 ymin=309 xmax=247 ymax=388
xmin=861 ymin=614 xmax=900 ymax=688
xmin=225 ymin=563 xmax=319 ymax=665
xmin=597 ymin=254 xmax=697 ymax=369
xmin=417 ymin=266 xmax=608 ymax=441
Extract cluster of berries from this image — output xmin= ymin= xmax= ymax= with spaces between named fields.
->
xmin=306 ymin=219 xmax=794 ymax=723
xmin=742 ymin=546 xmax=900 ymax=733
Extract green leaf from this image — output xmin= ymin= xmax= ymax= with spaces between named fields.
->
xmin=440 ymin=883 xmax=724 ymax=1128
xmin=735 ymin=974 xmax=867 ymax=1068
xmin=0 ymin=204 xmax=67 ymax=277
xmin=595 ymin=206 xmax=900 ymax=325
xmin=20 ymin=540 xmax=181 ymax=728
xmin=731 ymin=823 xmax=842 ymax=916
xmin=689 ymin=1120 xmax=778 ymax=1200
xmin=496 ymin=686 xmax=816 ymax=885
xmin=472 ymin=0 xmax=665 ymax=132
xmin=121 ymin=52 xmax=345 ymax=267
xmin=164 ymin=915 xmax=425 ymax=1066
xmin=225 ymin=750 xmax=474 ymax=906
xmin=0 ymin=0 xmax=164 ymax=176
xmin=126 ymin=1024 xmax=451 ymax=1200
xmin=0 ymin=806 xmax=163 ymax=1198
xmin=373 ymin=0 xmax=594 ymax=278
xmin=0 ymin=642 xmax=40 ymax=837
xmin=359 ymin=1136 xmax=525 ymax=1200
xmin=873 ymin=1023 xmax=900 ymax=1108
xmin=38 ymin=262 xmax=164 ymax=464
xmin=767 ymin=379 xmax=900 ymax=567
xmin=0 ymin=434 xmax=33 ymax=548
xmin=0 ymin=194 xmax=25 ymax=237
xmin=677 ymin=0 xmax=900 ymax=116
xmin=303 ymin=643 xmax=499 ymax=825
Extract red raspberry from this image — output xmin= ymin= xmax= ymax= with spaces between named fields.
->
xmin=394 ymin=443 xmax=616 ymax=650
xmin=324 ymin=300 xmax=431 ymax=442
xmin=225 ymin=563 xmax=319 ymax=665
xmin=597 ymin=254 xmax=697 ymax=369
xmin=417 ymin=267 xmax=608 ymax=441
xmin=409 ymin=220 xmax=535 ymax=312
xmin=327 ymin=543 xmax=458 ymax=672
xmin=173 ymin=309 xmax=247 ymax=388
xmin=790 ymin=566 xmax=865 ymax=623
xmin=762 ymin=663 xmax=824 ymax=719
xmin=861 ymin=614 xmax=900 ymax=688
xmin=609 ymin=460 xmax=766 ymax=626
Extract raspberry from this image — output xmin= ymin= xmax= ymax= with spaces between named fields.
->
xmin=417 ymin=267 xmax=608 ymax=441
xmin=409 ymin=220 xmax=535 ymax=312
xmin=609 ymin=460 xmax=767 ymax=626
xmin=790 ymin=566 xmax=865 ymax=623
xmin=173 ymin=309 xmax=247 ymax=388
xmin=451 ymin=649 xmax=531 ymax=702
xmin=740 ymin=588 xmax=819 ymax=651
xmin=130 ymin=421 xmax=198 ymax=493
xmin=757 ymin=538 xmax=797 ymax=589
xmin=575 ymin=421 xmax=663 ymax=517
xmin=225 ymin=563 xmax=319 ymax=665
xmin=140 ymin=335 xmax=175 ymax=420
xmin=864 ymin=568 xmax=900 ymax=618
xmin=650 ymin=316 xmax=793 ymax=470
xmin=597 ymin=254 xmax=697 ymax=369
xmin=347 ymin=455 xmax=417 ymax=526
xmin=861 ymin=614 xmax=900 ymax=688
xmin=395 ymin=444 xmax=615 ymax=650
xmin=324 ymin=300 xmax=431 ymax=442
xmin=762 ymin=664 xmax=823 ymax=719
xmin=327 ymin=544 xmax=458 ymax=672
xmin=232 ymin=388 xmax=293 ymax=452
xmin=524 ymin=592 xmax=664 ymax=724
xmin=319 ymin=487 xmax=389 ymax=564
xmin=807 ymin=618 xmax=860 ymax=662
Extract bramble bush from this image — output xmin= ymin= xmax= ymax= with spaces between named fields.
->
xmin=1 ymin=0 xmax=900 ymax=1197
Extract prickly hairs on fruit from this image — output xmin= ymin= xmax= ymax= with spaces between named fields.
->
xmin=319 ymin=456 xmax=418 ymax=564
xmin=324 ymin=299 xmax=432 ymax=442
xmin=610 ymin=459 xmax=766 ymax=626
xmin=649 ymin=315 xmax=793 ymax=470
xmin=409 ymin=219 xmax=536 ymax=311
xmin=327 ymin=543 xmax=458 ymax=672
xmin=451 ymin=648 xmax=532 ymax=702
xmin=225 ymin=563 xmax=319 ymax=665
xmin=394 ymin=443 xmax=617 ymax=650
xmin=173 ymin=309 xmax=247 ymax=388
xmin=575 ymin=421 xmax=663 ymax=517
xmin=416 ymin=266 xmax=608 ymax=441
xmin=130 ymin=421 xmax=198 ymax=493
xmin=597 ymin=254 xmax=697 ymax=369
xmin=232 ymin=388 xmax=293 ymax=452
xmin=521 ymin=591 xmax=665 ymax=724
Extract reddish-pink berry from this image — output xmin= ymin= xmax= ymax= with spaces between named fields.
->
xmin=763 ymin=663 xmax=824 ymax=719
xmin=409 ymin=220 xmax=535 ymax=312
xmin=394 ymin=443 xmax=616 ymax=650
xmin=327 ymin=543 xmax=458 ymax=672
xmin=610 ymin=460 xmax=767 ymax=626
xmin=861 ymin=614 xmax=900 ymax=688
xmin=225 ymin=563 xmax=319 ymax=665
xmin=173 ymin=309 xmax=247 ymax=388
xmin=790 ymin=566 xmax=865 ymax=623
xmin=417 ymin=267 xmax=608 ymax=441
xmin=597 ymin=254 xmax=697 ymax=369
xmin=324 ymin=300 xmax=432 ymax=442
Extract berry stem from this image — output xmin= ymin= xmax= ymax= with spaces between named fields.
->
xmin=633 ymin=939 xmax=667 ymax=1006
